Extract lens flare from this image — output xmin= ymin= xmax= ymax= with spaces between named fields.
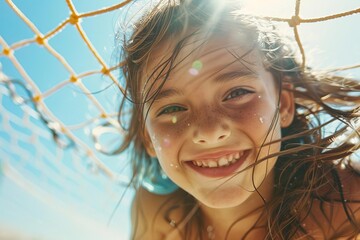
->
xmin=189 ymin=60 xmax=203 ymax=75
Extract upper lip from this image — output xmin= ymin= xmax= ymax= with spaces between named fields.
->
xmin=187 ymin=149 xmax=245 ymax=161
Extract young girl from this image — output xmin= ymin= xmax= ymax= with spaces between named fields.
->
xmin=117 ymin=0 xmax=360 ymax=239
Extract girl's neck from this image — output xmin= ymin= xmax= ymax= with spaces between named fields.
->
xmin=198 ymin=170 xmax=274 ymax=239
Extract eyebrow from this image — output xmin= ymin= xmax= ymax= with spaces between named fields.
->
xmin=153 ymin=88 xmax=183 ymax=102
xmin=213 ymin=70 xmax=257 ymax=83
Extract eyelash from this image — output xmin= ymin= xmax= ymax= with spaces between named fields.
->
xmin=158 ymin=105 xmax=187 ymax=115
xmin=224 ymin=88 xmax=254 ymax=101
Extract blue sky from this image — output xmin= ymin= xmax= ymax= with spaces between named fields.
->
xmin=0 ymin=0 xmax=360 ymax=239
xmin=0 ymin=0 xmax=134 ymax=239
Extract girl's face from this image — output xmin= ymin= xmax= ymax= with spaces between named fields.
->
xmin=142 ymin=32 xmax=294 ymax=208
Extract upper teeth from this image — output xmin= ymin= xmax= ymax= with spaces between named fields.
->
xmin=192 ymin=151 xmax=244 ymax=168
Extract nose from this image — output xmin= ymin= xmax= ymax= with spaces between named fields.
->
xmin=192 ymin=118 xmax=231 ymax=145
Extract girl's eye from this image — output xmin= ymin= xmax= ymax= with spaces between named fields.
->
xmin=158 ymin=105 xmax=187 ymax=115
xmin=224 ymin=88 xmax=254 ymax=101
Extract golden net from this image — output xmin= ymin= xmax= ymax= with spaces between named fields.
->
xmin=0 ymin=0 xmax=360 ymax=239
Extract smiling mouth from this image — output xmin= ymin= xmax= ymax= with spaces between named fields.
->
xmin=191 ymin=151 xmax=244 ymax=168
xmin=187 ymin=150 xmax=250 ymax=178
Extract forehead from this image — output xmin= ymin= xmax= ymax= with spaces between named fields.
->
xmin=142 ymin=30 xmax=263 ymax=89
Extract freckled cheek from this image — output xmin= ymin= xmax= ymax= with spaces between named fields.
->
xmin=147 ymin=120 xmax=189 ymax=153
xmin=228 ymin=98 xmax=277 ymax=134
xmin=147 ymin=121 xmax=190 ymax=173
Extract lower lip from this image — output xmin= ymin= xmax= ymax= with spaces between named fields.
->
xmin=186 ymin=150 xmax=250 ymax=178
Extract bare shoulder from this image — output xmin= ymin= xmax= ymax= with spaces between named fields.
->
xmin=131 ymin=187 xmax=185 ymax=240
xmin=305 ymin=168 xmax=360 ymax=238
xmin=336 ymin=168 xmax=360 ymax=231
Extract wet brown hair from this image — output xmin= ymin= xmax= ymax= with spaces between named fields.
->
xmin=116 ymin=0 xmax=360 ymax=238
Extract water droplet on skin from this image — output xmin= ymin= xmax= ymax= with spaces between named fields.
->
xmin=187 ymin=123 xmax=191 ymax=127
xmin=171 ymin=116 xmax=177 ymax=124
xmin=258 ymin=95 xmax=262 ymax=99
xmin=170 ymin=163 xmax=179 ymax=169
xmin=259 ymin=117 xmax=264 ymax=123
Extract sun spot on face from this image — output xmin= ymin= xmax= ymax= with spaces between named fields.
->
xmin=163 ymin=138 xmax=171 ymax=147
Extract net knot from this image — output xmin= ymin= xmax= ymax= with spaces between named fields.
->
xmin=100 ymin=113 xmax=107 ymax=118
xmin=69 ymin=13 xmax=79 ymax=25
xmin=288 ymin=15 xmax=301 ymax=27
xmin=2 ymin=48 xmax=12 ymax=56
xmin=69 ymin=75 xmax=78 ymax=83
xmin=33 ymin=95 xmax=41 ymax=102
xmin=35 ymin=35 xmax=45 ymax=45
xmin=101 ymin=67 xmax=110 ymax=75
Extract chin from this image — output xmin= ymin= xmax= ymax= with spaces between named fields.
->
xmin=197 ymin=188 xmax=253 ymax=209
